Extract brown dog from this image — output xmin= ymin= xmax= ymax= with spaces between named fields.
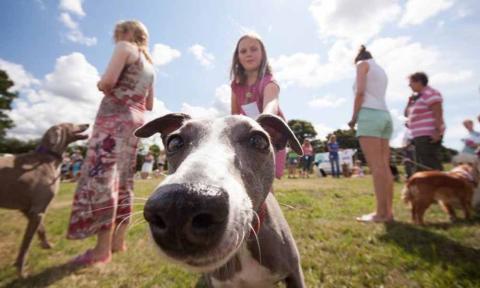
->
xmin=402 ymin=164 xmax=479 ymax=225
xmin=0 ymin=123 xmax=89 ymax=276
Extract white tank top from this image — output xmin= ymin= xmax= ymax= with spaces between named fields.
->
xmin=356 ymin=59 xmax=388 ymax=111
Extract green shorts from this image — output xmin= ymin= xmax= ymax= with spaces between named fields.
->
xmin=356 ymin=107 xmax=393 ymax=139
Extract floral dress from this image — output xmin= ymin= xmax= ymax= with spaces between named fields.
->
xmin=67 ymin=51 xmax=154 ymax=239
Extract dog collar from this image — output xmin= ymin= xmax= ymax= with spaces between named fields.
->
xmin=35 ymin=146 xmax=63 ymax=161
xmin=250 ymin=201 xmax=267 ymax=237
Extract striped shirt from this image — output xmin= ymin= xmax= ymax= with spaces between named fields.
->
xmin=407 ymin=86 xmax=443 ymax=138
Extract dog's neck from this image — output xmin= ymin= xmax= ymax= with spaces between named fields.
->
xmin=451 ymin=167 xmax=476 ymax=185
xmin=35 ymin=146 xmax=63 ymax=162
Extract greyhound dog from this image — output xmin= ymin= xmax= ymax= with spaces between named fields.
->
xmin=135 ymin=113 xmax=305 ymax=287
xmin=0 ymin=123 xmax=89 ymax=276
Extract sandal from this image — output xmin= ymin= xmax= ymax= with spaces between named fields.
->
xmin=356 ymin=213 xmax=394 ymax=223
xmin=70 ymin=249 xmax=111 ymax=267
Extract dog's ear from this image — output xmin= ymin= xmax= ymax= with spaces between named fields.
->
xmin=257 ymin=114 xmax=303 ymax=155
xmin=135 ymin=113 xmax=191 ymax=138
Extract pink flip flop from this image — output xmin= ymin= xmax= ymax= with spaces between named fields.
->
xmin=70 ymin=249 xmax=111 ymax=266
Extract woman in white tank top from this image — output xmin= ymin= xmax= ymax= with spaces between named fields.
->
xmin=349 ymin=45 xmax=394 ymax=223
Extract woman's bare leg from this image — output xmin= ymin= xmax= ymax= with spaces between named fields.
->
xmin=358 ymin=136 xmax=393 ymax=220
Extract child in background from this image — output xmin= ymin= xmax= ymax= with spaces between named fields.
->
xmin=230 ymin=33 xmax=288 ymax=179
xmin=287 ymin=149 xmax=299 ymax=179
xmin=352 ymin=160 xmax=364 ymax=178
xmin=301 ymin=139 xmax=314 ymax=178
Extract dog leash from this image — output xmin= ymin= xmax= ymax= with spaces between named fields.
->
xmin=391 ymin=150 xmax=436 ymax=171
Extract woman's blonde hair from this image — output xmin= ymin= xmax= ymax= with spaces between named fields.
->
xmin=114 ymin=20 xmax=153 ymax=64
xmin=230 ymin=33 xmax=272 ymax=85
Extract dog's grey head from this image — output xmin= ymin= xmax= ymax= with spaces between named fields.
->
xmin=135 ymin=113 xmax=302 ymax=271
xmin=40 ymin=123 xmax=89 ymax=154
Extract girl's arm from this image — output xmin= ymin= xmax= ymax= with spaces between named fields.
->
xmin=262 ymin=82 xmax=280 ymax=115
xmin=231 ymin=90 xmax=240 ymax=115
xmin=348 ymin=62 xmax=369 ymax=129
xmin=145 ymin=84 xmax=154 ymax=111
xmin=97 ymin=41 xmax=132 ymax=94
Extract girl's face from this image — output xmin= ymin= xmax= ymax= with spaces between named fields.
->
xmin=237 ymin=37 xmax=263 ymax=72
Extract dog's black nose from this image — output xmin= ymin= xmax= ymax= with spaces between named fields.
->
xmin=143 ymin=183 xmax=229 ymax=257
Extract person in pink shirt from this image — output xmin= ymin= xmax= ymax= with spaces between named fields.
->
xmin=230 ymin=33 xmax=287 ymax=179
xmin=405 ymin=72 xmax=445 ymax=171
xmin=301 ymin=139 xmax=314 ymax=178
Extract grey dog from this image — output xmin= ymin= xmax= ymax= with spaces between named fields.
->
xmin=135 ymin=113 xmax=305 ymax=288
xmin=0 ymin=123 xmax=89 ymax=277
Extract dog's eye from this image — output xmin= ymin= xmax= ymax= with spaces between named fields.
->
xmin=248 ymin=133 xmax=269 ymax=151
xmin=167 ymin=135 xmax=184 ymax=153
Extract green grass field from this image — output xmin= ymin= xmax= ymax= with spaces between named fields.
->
xmin=1 ymin=175 xmax=479 ymax=287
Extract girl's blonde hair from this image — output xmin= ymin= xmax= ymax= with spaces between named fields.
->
xmin=230 ymin=33 xmax=272 ymax=85
xmin=329 ymin=134 xmax=337 ymax=142
xmin=114 ymin=20 xmax=153 ymax=64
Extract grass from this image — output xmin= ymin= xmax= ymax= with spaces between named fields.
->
xmin=1 ymin=175 xmax=480 ymax=287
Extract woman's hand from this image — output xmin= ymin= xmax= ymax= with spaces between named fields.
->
xmin=97 ymin=81 xmax=104 ymax=92
xmin=348 ymin=118 xmax=356 ymax=130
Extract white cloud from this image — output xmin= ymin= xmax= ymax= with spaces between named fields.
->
xmin=368 ymin=36 xmax=475 ymax=101
xmin=180 ymin=103 xmax=220 ymax=118
xmin=271 ymin=41 xmax=353 ymax=88
xmin=430 ymin=70 xmax=473 ymax=86
xmin=188 ymin=44 xmax=215 ymax=69
xmin=308 ymin=94 xmax=346 ymax=109
xmin=66 ymin=29 xmax=97 ymax=46
xmin=389 ymin=108 xmax=408 ymax=147
xmin=43 ymin=52 xmax=101 ymax=103
xmin=368 ymin=37 xmax=439 ymax=100
xmin=455 ymin=6 xmax=472 ymax=19
xmin=144 ymin=98 xmax=171 ymax=123
xmin=59 ymin=12 xmax=78 ymax=29
xmin=58 ymin=1 xmax=96 ymax=47
xmin=213 ymin=84 xmax=231 ymax=116
xmin=313 ymin=122 xmax=335 ymax=141
xmin=0 ymin=59 xmax=40 ymax=92
xmin=309 ymin=0 xmax=401 ymax=42
xmin=399 ymin=0 xmax=455 ymax=27
xmin=6 ymin=53 xmax=102 ymax=139
xmin=173 ymin=84 xmax=231 ymax=119
xmin=59 ymin=0 xmax=85 ymax=17
xmin=151 ymin=44 xmax=181 ymax=67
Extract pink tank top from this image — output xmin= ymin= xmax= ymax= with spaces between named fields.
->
xmin=231 ymin=74 xmax=285 ymax=119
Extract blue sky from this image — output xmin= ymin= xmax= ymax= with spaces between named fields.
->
xmin=1 ymin=0 xmax=479 ymax=151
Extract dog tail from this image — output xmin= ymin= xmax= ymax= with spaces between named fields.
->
xmin=401 ymin=184 xmax=414 ymax=204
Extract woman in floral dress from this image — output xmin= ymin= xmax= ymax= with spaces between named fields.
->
xmin=67 ymin=20 xmax=155 ymax=265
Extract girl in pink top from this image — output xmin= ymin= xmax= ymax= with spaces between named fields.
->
xmin=230 ymin=34 xmax=286 ymax=179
